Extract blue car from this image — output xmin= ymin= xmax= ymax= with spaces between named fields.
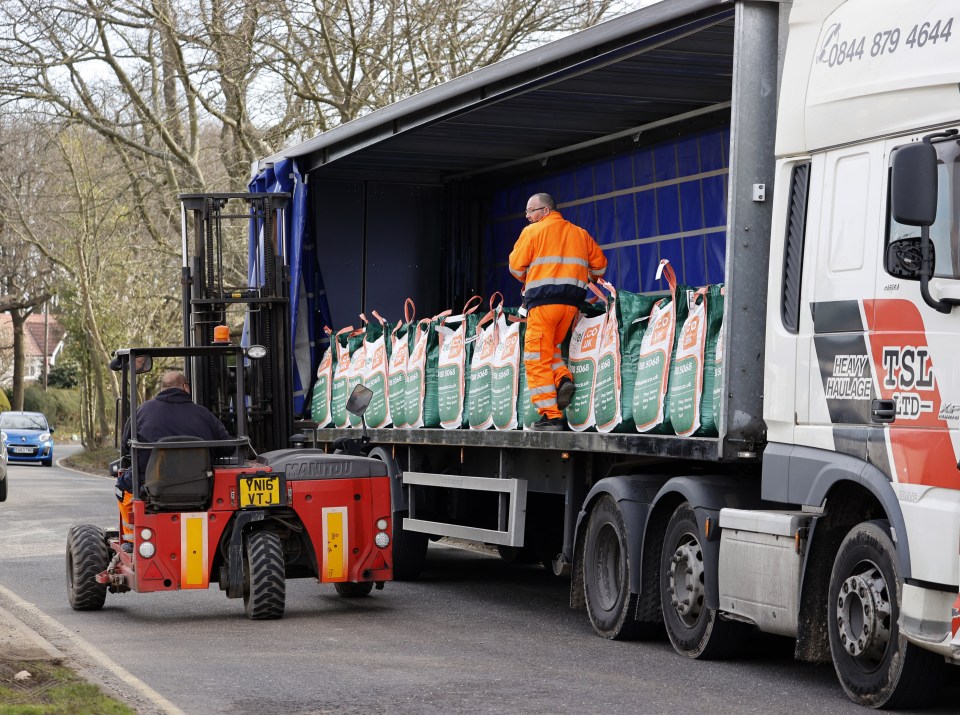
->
xmin=0 ymin=411 xmax=55 ymax=467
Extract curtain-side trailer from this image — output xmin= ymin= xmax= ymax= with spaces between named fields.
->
xmin=252 ymin=0 xmax=960 ymax=707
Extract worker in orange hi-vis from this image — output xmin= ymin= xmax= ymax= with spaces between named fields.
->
xmin=509 ymin=193 xmax=607 ymax=431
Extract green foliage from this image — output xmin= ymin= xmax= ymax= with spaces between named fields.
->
xmin=47 ymin=362 xmax=80 ymax=389
xmin=0 ymin=660 xmax=135 ymax=714
xmin=21 ymin=386 xmax=81 ymax=431
xmin=0 ymin=389 xmax=9 ymax=413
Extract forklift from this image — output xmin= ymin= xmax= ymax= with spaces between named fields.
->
xmin=65 ymin=193 xmax=392 ymax=619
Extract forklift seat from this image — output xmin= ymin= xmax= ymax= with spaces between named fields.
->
xmin=143 ymin=436 xmax=212 ymax=511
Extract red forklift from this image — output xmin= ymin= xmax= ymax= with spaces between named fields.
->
xmin=65 ymin=193 xmax=392 ymax=619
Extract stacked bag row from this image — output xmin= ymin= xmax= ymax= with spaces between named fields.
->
xmin=310 ymin=259 xmax=724 ymax=437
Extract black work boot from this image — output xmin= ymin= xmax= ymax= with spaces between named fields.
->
xmin=532 ymin=415 xmax=565 ymax=431
xmin=556 ymin=377 xmax=575 ymax=410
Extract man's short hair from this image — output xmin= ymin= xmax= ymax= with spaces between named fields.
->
xmin=533 ymin=192 xmax=556 ymax=210
xmin=161 ymin=371 xmax=188 ymax=390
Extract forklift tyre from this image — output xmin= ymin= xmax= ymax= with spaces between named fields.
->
xmin=334 ymin=581 xmax=374 ymax=598
xmin=66 ymin=525 xmax=109 ymax=611
xmin=243 ymin=530 xmax=285 ymax=620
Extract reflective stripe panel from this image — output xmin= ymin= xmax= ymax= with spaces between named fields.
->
xmin=510 ymin=266 xmax=525 ymax=278
xmin=530 ymin=384 xmax=554 ymax=396
xmin=524 ymin=351 xmax=540 ymax=361
xmin=530 ymin=256 xmax=590 ymax=268
xmin=525 ymin=277 xmax=588 ymax=291
xmin=551 ymin=362 xmax=565 ymax=370
xmin=532 ymin=397 xmax=558 ymax=408
xmin=180 ymin=513 xmax=209 ymax=588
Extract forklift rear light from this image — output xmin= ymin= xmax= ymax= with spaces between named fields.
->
xmin=375 ymin=532 xmax=390 ymax=549
xmin=140 ymin=528 xmax=153 ymax=541
xmin=376 ymin=518 xmax=388 ymax=530
xmin=138 ymin=541 xmax=156 ymax=558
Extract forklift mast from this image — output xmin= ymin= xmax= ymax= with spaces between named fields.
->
xmin=177 ymin=192 xmax=292 ymax=454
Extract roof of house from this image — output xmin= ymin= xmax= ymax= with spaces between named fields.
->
xmin=0 ymin=313 xmax=66 ymax=359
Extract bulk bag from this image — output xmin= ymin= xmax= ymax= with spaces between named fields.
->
xmin=566 ymin=283 xmax=620 ymax=432
xmin=491 ymin=313 xmax=524 ymax=431
xmin=330 ymin=326 xmax=356 ymax=429
xmin=437 ymin=296 xmax=483 ymax=429
xmin=633 ymin=260 xmax=688 ymax=434
xmin=614 ymin=289 xmax=661 ymax=433
xmin=699 ymin=284 xmax=725 ymax=437
xmin=345 ymin=328 xmax=368 ymax=428
xmin=310 ymin=326 xmax=334 ymax=428
xmin=467 ymin=294 xmax=504 ymax=431
xmin=388 ymin=299 xmax=416 ymax=428
xmin=405 ymin=310 xmax=449 ymax=428
xmin=361 ymin=311 xmax=392 ymax=429
xmin=591 ymin=280 xmax=623 ymax=434
xmin=668 ymin=288 xmax=708 ymax=437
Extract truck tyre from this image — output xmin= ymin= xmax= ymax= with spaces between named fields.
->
xmin=392 ymin=510 xmax=428 ymax=580
xmin=66 ymin=525 xmax=108 ymax=611
xmin=334 ymin=581 xmax=374 ymax=598
xmin=827 ymin=520 xmax=943 ymax=709
xmin=583 ymin=495 xmax=656 ymax=640
xmin=243 ymin=530 xmax=285 ymax=620
xmin=660 ymin=502 xmax=744 ymax=659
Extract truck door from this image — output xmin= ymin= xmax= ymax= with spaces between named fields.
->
xmin=796 ymin=143 xmax=886 ymax=462
xmin=871 ymin=134 xmax=960 ymax=491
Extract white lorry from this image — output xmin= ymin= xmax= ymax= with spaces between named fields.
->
xmin=255 ymin=0 xmax=960 ymax=706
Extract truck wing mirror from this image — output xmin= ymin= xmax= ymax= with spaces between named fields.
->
xmin=890 ymin=142 xmax=937 ymax=227
xmin=346 ymin=384 xmax=374 ymax=417
xmin=884 ymin=237 xmax=928 ymax=280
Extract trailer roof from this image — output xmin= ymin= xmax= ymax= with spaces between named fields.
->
xmin=259 ymin=0 xmax=738 ymax=182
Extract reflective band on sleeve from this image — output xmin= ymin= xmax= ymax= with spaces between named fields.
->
xmin=530 ymin=256 xmax=590 ymax=268
xmin=591 ymin=267 xmax=607 ymax=276
xmin=524 ymin=277 xmax=588 ymax=291
xmin=510 ymin=266 xmax=526 ymax=278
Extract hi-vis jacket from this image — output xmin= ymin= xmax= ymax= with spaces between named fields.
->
xmin=508 ymin=211 xmax=608 ymax=309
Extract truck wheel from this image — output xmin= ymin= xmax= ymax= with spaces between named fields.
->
xmin=583 ymin=495 xmax=656 ymax=639
xmin=392 ymin=510 xmax=428 ymax=580
xmin=334 ymin=581 xmax=374 ymax=598
xmin=660 ymin=502 xmax=744 ymax=659
xmin=827 ymin=520 xmax=943 ymax=708
xmin=66 ymin=525 xmax=108 ymax=611
xmin=243 ymin=530 xmax=285 ymax=620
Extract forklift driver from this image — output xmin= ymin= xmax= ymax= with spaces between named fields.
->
xmin=116 ymin=370 xmax=233 ymax=552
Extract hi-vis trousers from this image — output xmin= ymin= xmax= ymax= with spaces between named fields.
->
xmin=115 ymin=471 xmax=135 ymax=545
xmin=524 ymin=304 xmax=577 ymax=419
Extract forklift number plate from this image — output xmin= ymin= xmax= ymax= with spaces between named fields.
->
xmin=238 ymin=474 xmax=284 ymax=508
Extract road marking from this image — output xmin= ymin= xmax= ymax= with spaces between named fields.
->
xmin=0 ymin=584 xmax=186 ymax=715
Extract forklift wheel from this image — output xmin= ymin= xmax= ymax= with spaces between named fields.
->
xmin=243 ymin=530 xmax=285 ymax=620
xmin=334 ymin=581 xmax=374 ymax=598
xmin=66 ymin=525 xmax=109 ymax=610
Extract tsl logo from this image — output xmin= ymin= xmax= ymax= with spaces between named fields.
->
xmin=581 ymin=325 xmax=601 ymax=352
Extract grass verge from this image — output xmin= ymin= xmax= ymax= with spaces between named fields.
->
xmin=0 ymin=660 xmax=134 ymax=714
xmin=60 ymin=446 xmax=116 ymax=477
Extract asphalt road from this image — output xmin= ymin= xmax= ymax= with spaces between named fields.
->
xmin=0 ymin=447 xmax=955 ymax=714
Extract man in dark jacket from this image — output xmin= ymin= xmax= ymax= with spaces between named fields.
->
xmin=116 ymin=370 xmax=232 ymax=550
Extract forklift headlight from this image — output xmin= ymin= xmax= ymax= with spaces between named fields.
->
xmin=138 ymin=541 xmax=156 ymax=558
xmin=246 ymin=345 xmax=267 ymax=359
xmin=375 ymin=532 xmax=390 ymax=549
xmin=140 ymin=528 xmax=153 ymax=541
xmin=376 ymin=518 xmax=388 ymax=531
